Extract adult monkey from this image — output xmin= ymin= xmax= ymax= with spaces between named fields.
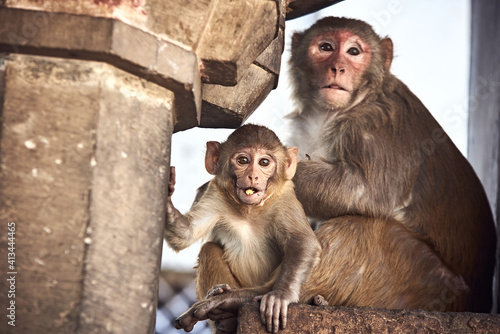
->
xmin=287 ymin=16 xmax=495 ymax=313
xmin=176 ymin=17 xmax=496 ymax=332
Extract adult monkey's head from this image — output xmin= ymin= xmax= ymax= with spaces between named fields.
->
xmin=290 ymin=17 xmax=394 ymax=112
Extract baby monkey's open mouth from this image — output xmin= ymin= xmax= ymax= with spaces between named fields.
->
xmin=245 ymin=188 xmax=258 ymax=195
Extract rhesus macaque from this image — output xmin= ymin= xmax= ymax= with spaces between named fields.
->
xmin=286 ymin=16 xmax=495 ymax=313
xmin=164 ymin=124 xmax=321 ymax=333
xmin=174 ymin=16 xmax=497 ymax=333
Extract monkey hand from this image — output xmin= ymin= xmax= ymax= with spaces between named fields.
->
xmin=168 ymin=166 xmax=176 ymax=198
xmin=166 ymin=167 xmax=178 ymax=220
xmin=254 ymin=291 xmax=292 ymax=333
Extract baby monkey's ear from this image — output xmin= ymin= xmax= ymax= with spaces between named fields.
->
xmin=205 ymin=141 xmax=222 ymax=175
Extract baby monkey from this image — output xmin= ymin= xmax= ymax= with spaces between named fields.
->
xmin=165 ymin=124 xmax=321 ymax=333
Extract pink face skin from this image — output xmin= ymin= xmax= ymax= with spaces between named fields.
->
xmin=230 ymin=148 xmax=277 ymax=205
xmin=308 ymin=30 xmax=372 ymax=110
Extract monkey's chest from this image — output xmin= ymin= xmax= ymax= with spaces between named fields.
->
xmin=289 ymin=113 xmax=330 ymax=158
xmin=209 ymin=219 xmax=282 ymax=287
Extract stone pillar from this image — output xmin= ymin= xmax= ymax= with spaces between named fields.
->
xmin=0 ymin=2 xmax=197 ymax=333
xmin=0 ymin=53 xmax=174 ymax=333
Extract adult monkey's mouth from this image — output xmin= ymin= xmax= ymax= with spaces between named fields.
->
xmin=324 ymin=84 xmax=347 ymax=91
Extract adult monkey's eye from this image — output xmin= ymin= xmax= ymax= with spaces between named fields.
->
xmin=320 ymin=43 xmax=333 ymax=51
xmin=347 ymin=47 xmax=360 ymax=55
xmin=259 ymin=158 xmax=270 ymax=167
xmin=237 ymin=156 xmax=249 ymax=164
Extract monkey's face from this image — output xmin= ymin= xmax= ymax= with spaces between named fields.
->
xmin=308 ymin=30 xmax=372 ymax=110
xmin=229 ymin=148 xmax=277 ymax=205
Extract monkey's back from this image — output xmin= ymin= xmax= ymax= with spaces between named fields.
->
xmin=387 ymin=78 xmax=496 ymax=311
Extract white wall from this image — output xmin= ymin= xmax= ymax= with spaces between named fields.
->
xmin=162 ymin=0 xmax=471 ymax=271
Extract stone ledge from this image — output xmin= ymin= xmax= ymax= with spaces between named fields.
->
xmin=238 ymin=303 xmax=500 ymax=333
xmin=0 ymin=7 xmax=200 ymax=132
xmin=0 ymin=5 xmax=286 ymax=131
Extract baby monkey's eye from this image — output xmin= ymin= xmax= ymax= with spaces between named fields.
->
xmin=259 ymin=158 xmax=270 ymax=167
xmin=237 ymin=156 xmax=249 ymax=164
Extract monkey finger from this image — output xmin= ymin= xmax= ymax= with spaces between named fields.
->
xmin=168 ymin=166 xmax=176 ymax=196
xmin=280 ymin=301 xmax=288 ymax=329
xmin=206 ymin=287 xmax=223 ymax=298
xmin=313 ymin=295 xmax=328 ymax=306
xmin=263 ymin=296 xmax=278 ymax=332
xmin=208 ymin=308 xmax=225 ymax=315
xmin=193 ymin=298 xmax=224 ymax=320
xmin=259 ymin=294 xmax=269 ymax=325
xmin=184 ymin=323 xmax=195 ymax=333
xmin=173 ymin=315 xmax=197 ymax=332
xmin=170 ymin=166 xmax=176 ymax=182
xmin=253 ymin=295 xmax=263 ymax=302
xmin=193 ymin=307 xmax=210 ymax=320
xmin=207 ymin=283 xmax=231 ymax=298
xmin=271 ymin=299 xmax=281 ymax=333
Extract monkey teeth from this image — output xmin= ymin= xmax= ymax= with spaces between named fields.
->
xmin=245 ymin=188 xmax=256 ymax=195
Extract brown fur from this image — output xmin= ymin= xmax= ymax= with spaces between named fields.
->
xmin=165 ymin=124 xmax=321 ymax=333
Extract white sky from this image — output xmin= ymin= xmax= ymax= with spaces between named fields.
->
xmin=162 ymin=0 xmax=471 ymax=271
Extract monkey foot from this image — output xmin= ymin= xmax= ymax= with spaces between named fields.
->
xmin=174 ymin=298 xmax=215 ymax=332
xmin=175 ymin=289 xmax=244 ymax=332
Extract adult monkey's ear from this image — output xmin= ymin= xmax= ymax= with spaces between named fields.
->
xmin=381 ymin=37 xmax=393 ymax=70
xmin=284 ymin=147 xmax=298 ymax=180
xmin=205 ymin=141 xmax=222 ymax=175
xmin=291 ymin=32 xmax=305 ymax=53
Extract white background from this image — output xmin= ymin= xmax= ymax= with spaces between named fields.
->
xmin=162 ymin=0 xmax=471 ymax=271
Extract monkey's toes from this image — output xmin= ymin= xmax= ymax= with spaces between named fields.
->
xmin=206 ymin=283 xmax=232 ymax=298
xmin=174 ymin=307 xmax=205 ymax=332
xmin=312 ymin=295 xmax=328 ymax=306
xmin=173 ymin=315 xmax=196 ymax=332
